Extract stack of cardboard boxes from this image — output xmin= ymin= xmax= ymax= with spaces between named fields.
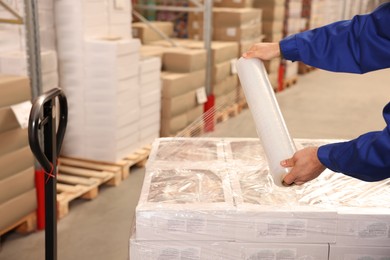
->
xmin=159 ymin=46 xmax=206 ymax=136
xmin=284 ymin=0 xmax=305 ymax=82
xmin=253 ymin=0 xmax=286 ymax=90
xmin=0 ymin=76 xmax=36 ymax=234
xmin=55 ymin=0 xmax=144 ymax=162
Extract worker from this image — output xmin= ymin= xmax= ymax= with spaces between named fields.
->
xmin=243 ymin=3 xmax=390 ymax=186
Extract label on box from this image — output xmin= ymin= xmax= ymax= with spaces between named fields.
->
xmin=358 ymin=221 xmax=389 ymax=239
xmin=226 ymin=28 xmax=237 ymax=37
xmin=345 ymin=254 xmax=389 ymax=260
xmin=256 ymin=219 xmax=307 ymax=238
xmin=196 ymin=87 xmax=207 ymax=105
xmin=230 ymin=58 xmax=238 ymax=74
xmin=114 ymin=0 xmax=125 ymax=10
xmin=244 ymin=248 xmax=297 ymax=259
xmin=11 ymin=100 xmax=32 ymax=129
xmin=233 ymin=0 xmax=242 ymax=3
xmin=155 ymin=246 xmax=201 ymax=260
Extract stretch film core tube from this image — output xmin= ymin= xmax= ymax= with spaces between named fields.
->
xmin=236 ymin=57 xmax=296 ymax=187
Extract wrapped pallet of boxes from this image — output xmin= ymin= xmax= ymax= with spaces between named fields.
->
xmin=0 ymin=75 xmax=36 ymax=235
xmin=130 ymin=137 xmax=390 ymax=259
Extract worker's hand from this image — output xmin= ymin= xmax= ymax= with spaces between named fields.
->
xmin=280 ymin=146 xmax=326 ymax=186
xmin=242 ymin=42 xmax=281 ymax=60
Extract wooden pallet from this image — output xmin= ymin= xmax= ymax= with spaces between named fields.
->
xmin=56 ymin=158 xmax=123 ymax=219
xmin=237 ymin=99 xmax=248 ymax=113
xmin=216 ymin=103 xmax=240 ymax=123
xmin=120 ymin=145 xmax=152 ymax=169
xmin=0 ymin=212 xmax=36 ymax=237
xmin=56 ymin=146 xmax=152 ymax=219
xmin=283 ymin=76 xmax=298 ymax=88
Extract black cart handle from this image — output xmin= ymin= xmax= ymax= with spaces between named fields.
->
xmin=28 ymin=88 xmax=68 ymax=173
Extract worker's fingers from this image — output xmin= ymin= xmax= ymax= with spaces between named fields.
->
xmin=242 ymin=51 xmax=255 ymax=58
xmin=282 ymin=172 xmax=295 ymax=186
xmin=280 ymin=158 xmax=294 ymax=167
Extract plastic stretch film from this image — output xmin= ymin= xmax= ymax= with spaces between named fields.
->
xmin=131 ymin=138 xmax=390 ymax=259
xmin=236 ymin=57 xmax=296 ymax=187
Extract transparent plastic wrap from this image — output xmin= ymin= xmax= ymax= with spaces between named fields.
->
xmin=130 ymin=225 xmax=330 ymax=260
xmin=133 ymin=137 xmax=390 ymax=256
xmin=236 ymin=58 xmax=296 ymax=186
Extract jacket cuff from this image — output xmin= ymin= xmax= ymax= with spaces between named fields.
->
xmin=318 ymin=145 xmax=340 ymax=172
xmin=280 ymin=34 xmax=300 ymax=61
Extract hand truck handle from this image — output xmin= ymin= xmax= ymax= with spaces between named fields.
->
xmin=28 ymin=88 xmax=68 ymax=172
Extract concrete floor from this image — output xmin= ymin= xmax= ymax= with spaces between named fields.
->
xmin=0 ymin=68 xmax=389 ymax=260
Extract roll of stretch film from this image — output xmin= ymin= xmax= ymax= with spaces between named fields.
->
xmin=236 ymin=57 xmax=296 ymax=187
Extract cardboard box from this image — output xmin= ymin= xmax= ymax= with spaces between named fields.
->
xmin=239 ymin=37 xmax=263 ymax=56
xmin=227 ymin=242 xmax=329 ymax=260
xmin=132 ymin=22 xmax=174 ymax=44
xmin=0 ymin=146 xmax=34 ymax=180
xmin=213 ymin=74 xmax=238 ymax=97
xmin=252 ymin=0 xmax=286 ymax=8
xmin=213 ymin=24 xmax=262 ymax=41
xmin=161 ymin=91 xmax=197 ymax=119
xmin=0 ymin=75 xmax=30 ymax=108
xmin=213 ymin=0 xmax=254 ymax=8
xmin=262 ymin=20 xmax=284 ymax=34
xmin=162 ymin=48 xmax=206 ymax=73
xmin=0 ymin=106 xmax=20 ymax=133
xmin=0 ymin=189 xmax=36 ymax=232
xmin=187 ymin=105 xmax=204 ymax=123
xmin=261 ymin=5 xmax=286 ymax=21
xmin=213 ymin=61 xmax=232 ymax=84
xmin=160 ymin=113 xmax=188 ymax=137
xmin=213 ymin=8 xmax=262 ymax=27
xmin=0 ymin=166 xmax=34 ymax=205
xmin=336 ymin=207 xmax=390 ymax=247
xmin=136 ymin=162 xmax=235 ymax=240
xmin=140 ymin=45 xmax=165 ymax=59
xmin=264 ymin=58 xmax=281 ymax=74
xmin=162 ymin=70 xmax=206 ymax=98
xmin=329 ymin=245 xmax=390 ymax=259
xmin=186 ymin=41 xmax=239 ymax=64
xmin=263 ymin=32 xmax=283 ymax=43
xmin=0 ymin=128 xmax=29 ymax=157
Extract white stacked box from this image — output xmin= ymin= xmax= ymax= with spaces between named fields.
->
xmin=54 ymin=0 xmax=140 ymax=162
xmin=131 ymin=137 xmax=390 ymax=259
xmin=0 ymin=0 xmax=56 ymax=52
xmin=136 ymin=138 xmax=235 ymax=241
xmin=139 ymin=57 xmax=162 ymax=146
xmin=61 ymin=38 xmax=141 ymax=162
xmin=225 ymin=139 xmax=337 ymax=244
xmin=0 ymin=0 xmax=58 ymax=92
xmin=0 ymin=50 xmax=58 ymax=92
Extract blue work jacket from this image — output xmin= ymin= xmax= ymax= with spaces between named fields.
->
xmin=280 ymin=3 xmax=390 ymax=181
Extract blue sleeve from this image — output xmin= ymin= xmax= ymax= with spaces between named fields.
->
xmin=317 ymin=102 xmax=390 ymax=181
xmin=280 ymin=3 xmax=390 ymax=74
